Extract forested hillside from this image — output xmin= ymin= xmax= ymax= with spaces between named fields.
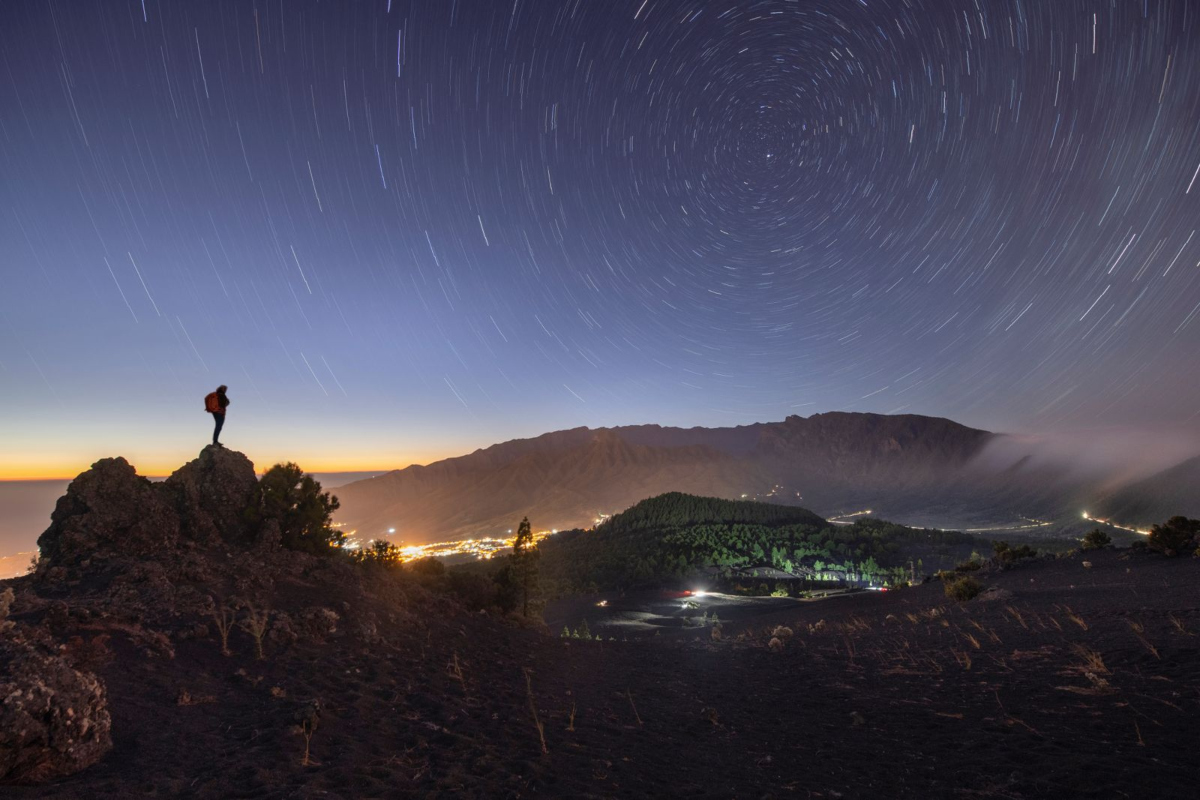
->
xmin=598 ymin=492 xmax=827 ymax=531
xmin=537 ymin=493 xmax=977 ymax=594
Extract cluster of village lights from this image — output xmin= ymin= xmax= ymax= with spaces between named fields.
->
xmin=339 ymin=524 xmax=560 ymax=561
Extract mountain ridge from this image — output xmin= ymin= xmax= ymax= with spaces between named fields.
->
xmin=333 ymin=412 xmax=997 ymax=542
xmin=334 ymin=411 xmax=1200 ymax=544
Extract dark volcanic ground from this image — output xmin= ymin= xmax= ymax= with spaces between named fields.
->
xmin=7 ymin=547 xmax=1198 ymax=799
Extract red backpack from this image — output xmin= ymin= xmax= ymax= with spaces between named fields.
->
xmin=204 ymin=392 xmax=221 ymax=413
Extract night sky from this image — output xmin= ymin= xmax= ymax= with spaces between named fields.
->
xmin=2 ymin=0 xmax=1199 ymax=477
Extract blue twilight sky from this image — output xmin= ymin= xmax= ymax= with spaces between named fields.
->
xmin=1 ymin=0 xmax=1199 ymax=477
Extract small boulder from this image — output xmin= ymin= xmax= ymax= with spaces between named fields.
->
xmin=974 ymin=586 xmax=1014 ymax=603
xmin=0 ymin=637 xmax=112 ymax=782
xmin=296 ymin=607 xmax=340 ymax=642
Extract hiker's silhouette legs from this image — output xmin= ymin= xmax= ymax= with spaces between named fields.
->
xmin=212 ymin=412 xmax=225 ymax=445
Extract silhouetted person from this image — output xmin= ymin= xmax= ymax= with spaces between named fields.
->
xmin=204 ymin=385 xmax=230 ymax=446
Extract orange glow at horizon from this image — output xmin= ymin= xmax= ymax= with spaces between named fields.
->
xmin=0 ymin=450 xmax=450 ymax=481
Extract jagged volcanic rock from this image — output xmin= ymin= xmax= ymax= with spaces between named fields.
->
xmin=0 ymin=631 xmax=112 ymax=783
xmin=162 ymin=445 xmax=259 ymax=545
xmin=35 ymin=458 xmax=181 ymax=575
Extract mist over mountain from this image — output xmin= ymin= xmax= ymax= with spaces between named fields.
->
xmin=1092 ymin=455 xmax=1200 ymax=527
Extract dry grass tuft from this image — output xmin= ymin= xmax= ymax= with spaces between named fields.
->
xmin=627 ymin=689 xmax=643 ymax=727
xmin=523 ymin=668 xmax=549 ymax=755
xmin=240 ymin=602 xmax=270 ymax=660
xmin=210 ymin=596 xmax=236 ymax=657
xmin=1062 ymin=605 xmax=1089 ymax=631
xmin=1005 ymin=606 xmax=1027 ymax=629
xmin=1071 ymin=643 xmax=1109 ymax=675
xmin=297 ymin=702 xmax=320 ymax=766
xmin=448 ymin=651 xmax=466 ymax=685
xmin=1125 ymin=620 xmax=1160 ymax=659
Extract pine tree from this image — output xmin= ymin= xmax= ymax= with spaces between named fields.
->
xmin=511 ymin=517 xmax=540 ymax=618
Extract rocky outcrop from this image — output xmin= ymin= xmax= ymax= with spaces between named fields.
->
xmin=35 ymin=448 xmax=263 ymax=583
xmin=163 ymin=445 xmax=260 ymax=545
xmin=36 ymin=458 xmax=182 ymax=574
xmin=2 ymin=447 xmax=358 ymax=786
xmin=0 ymin=632 xmax=112 ymax=783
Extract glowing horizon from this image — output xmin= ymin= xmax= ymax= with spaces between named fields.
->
xmin=0 ymin=444 xmax=449 ymax=482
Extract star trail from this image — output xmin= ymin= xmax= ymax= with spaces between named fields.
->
xmin=1 ymin=0 xmax=1199 ymax=476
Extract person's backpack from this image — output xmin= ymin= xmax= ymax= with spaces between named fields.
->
xmin=204 ymin=392 xmax=221 ymax=413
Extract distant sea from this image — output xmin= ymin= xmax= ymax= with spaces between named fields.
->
xmin=0 ymin=471 xmax=384 ymax=580
xmin=0 ymin=480 xmax=69 ymax=578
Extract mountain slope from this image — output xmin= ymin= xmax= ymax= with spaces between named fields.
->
xmin=333 ymin=412 xmax=993 ymax=542
xmin=333 ymin=411 xmax=1200 ymax=544
xmin=1094 ymin=455 xmax=1200 ymax=526
xmin=335 ymin=428 xmax=772 ymax=541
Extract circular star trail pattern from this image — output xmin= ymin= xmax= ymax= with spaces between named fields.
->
xmin=1 ymin=1 xmax=1199 ymax=470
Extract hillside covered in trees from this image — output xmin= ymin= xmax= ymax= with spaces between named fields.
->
xmin=536 ymin=493 xmax=978 ymax=594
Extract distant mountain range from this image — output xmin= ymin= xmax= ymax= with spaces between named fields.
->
xmin=331 ymin=412 xmax=1200 ymax=544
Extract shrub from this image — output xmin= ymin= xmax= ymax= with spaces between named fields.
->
xmin=0 ymin=587 xmax=13 ymax=634
xmin=992 ymin=541 xmax=1037 ymax=565
xmin=492 ymin=562 xmax=520 ymax=614
xmin=943 ymin=575 xmax=982 ymax=602
xmin=1081 ymin=529 xmax=1112 ymax=551
xmin=246 ymin=463 xmax=342 ymax=555
xmin=209 ymin=596 xmax=236 ymax=656
xmin=407 ymin=556 xmax=446 ymax=577
xmin=445 ymin=570 xmax=499 ymax=611
xmin=771 ymin=625 xmax=794 ymax=641
xmin=352 ymin=539 xmax=403 ymax=567
xmin=240 ymin=603 xmax=270 ymax=660
xmin=955 ymin=560 xmax=982 ymax=572
xmin=1146 ymin=517 xmax=1200 ymax=557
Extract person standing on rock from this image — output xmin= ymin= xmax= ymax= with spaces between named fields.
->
xmin=204 ymin=385 xmax=230 ymax=447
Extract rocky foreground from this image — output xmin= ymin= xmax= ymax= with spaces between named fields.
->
xmin=2 ymin=447 xmax=1198 ymax=798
